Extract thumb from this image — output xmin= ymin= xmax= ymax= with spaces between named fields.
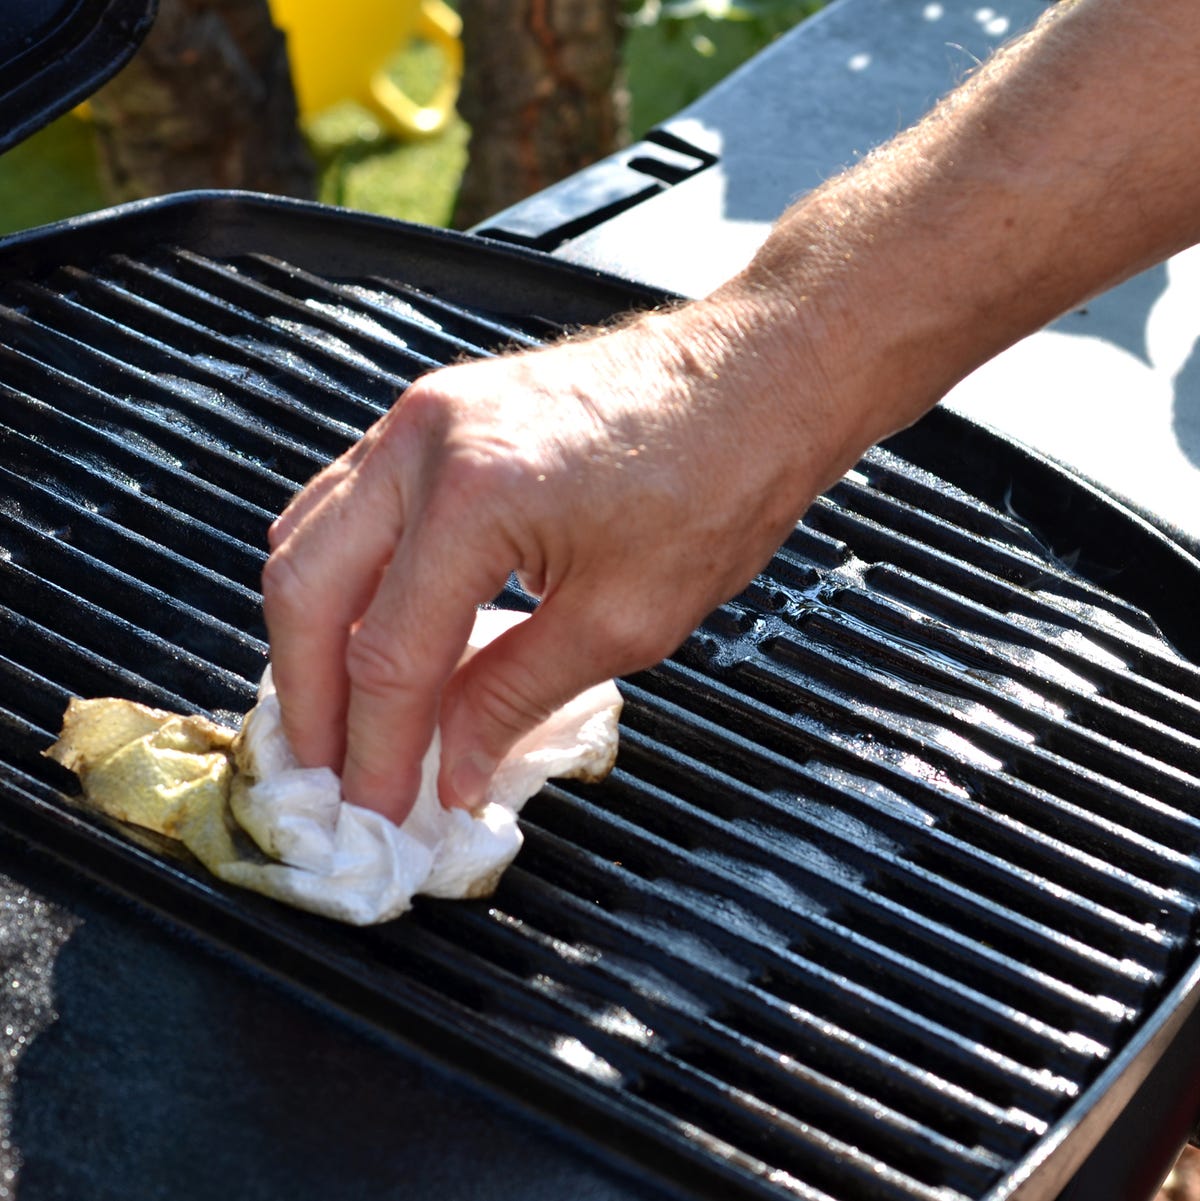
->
xmin=437 ymin=597 xmax=658 ymax=810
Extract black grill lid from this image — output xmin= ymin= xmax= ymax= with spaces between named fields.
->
xmin=0 ymin=0 xmax=157 ymax=155
xmin=3 ymin=193 xmax=1200 ymax=1201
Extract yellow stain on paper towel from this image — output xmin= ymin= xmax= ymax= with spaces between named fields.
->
xmin=43 ymin=697 xmax=273 ymax=886
xmin=46 ymin=697 xmax=238 ymax=836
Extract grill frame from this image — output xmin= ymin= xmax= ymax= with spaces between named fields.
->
xmin=3 ymin=190 xmax=1200 ymax=1201
xmin=0 ymin=191 xmax=661 ymax=326
xmin=0 ymin=0 xmax=158 ymax=156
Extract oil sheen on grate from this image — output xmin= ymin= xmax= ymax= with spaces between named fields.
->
xmin=3 ymin=242 xmax=1200 ymax=1201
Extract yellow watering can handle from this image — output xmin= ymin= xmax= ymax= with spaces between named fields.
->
xmin=369 ymin=0 xmax=463 ymax=139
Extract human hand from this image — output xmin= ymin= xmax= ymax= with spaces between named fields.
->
xmin=261 ymin=287 xmax=872 ymax=823
xmin=269 ymin=0 xmax=1200 ymax=826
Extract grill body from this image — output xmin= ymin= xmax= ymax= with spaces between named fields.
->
xmin=2 ymin=194 xmax=1200 ymax=1201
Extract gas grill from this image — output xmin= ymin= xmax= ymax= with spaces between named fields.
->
xmin=3 ymin=4 xmax=1200 ymax=1201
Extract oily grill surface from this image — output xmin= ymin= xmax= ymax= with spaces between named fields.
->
xmin=2 ymin=198 xmax=1200 ymax=1201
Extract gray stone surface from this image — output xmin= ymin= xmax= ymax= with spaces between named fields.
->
xmin=559 ymin=0 xmax=1051 ymax=288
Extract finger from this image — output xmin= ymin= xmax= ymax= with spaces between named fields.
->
xmin=437 ymin=589 xmax=677 ymax=810
xmin=261 ymin=442 xmax=409 ymax=773
xmin=268 ymin=456 xmax=350 ymax=551
xmin=338 ymin=509 xmax=516 ymax=822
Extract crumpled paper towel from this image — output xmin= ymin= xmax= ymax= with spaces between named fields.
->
xmin=46 ymin=609 xmax=622 ymax=925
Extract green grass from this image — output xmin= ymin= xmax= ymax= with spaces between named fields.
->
xmin=0 ymin=113 xmax=108 ymax=237
xmin=306 ymin=38 xmax=470 ymax=227
xmin=0 ymin=4 xmax=821 ymax=239
xmin=308 ymin=102 xmax=469 ymax=227
xmin=624 ymin=1 xmax=825 ymax=137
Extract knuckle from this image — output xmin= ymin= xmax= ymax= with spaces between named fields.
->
xmin=266 ymin=515 xmax=288 ymax=552
xmin=344 ymin=629 xmax=421 ymax=702
xmin=394 ymin=377 xmax=450 ymax=429
xmin=395 ymin=384 xmax=529 ymax=498
xmin=461 ymin=662 xmax=552 ymax=745
xmin=394 ymin=367 xmax=482 ymax=440
xmin=587 ymin=607 xmax=676 ymax=675
xmin=260 ymin=551 xmax=308 ymax=625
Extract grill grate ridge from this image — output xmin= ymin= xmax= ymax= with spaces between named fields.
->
xmin=412 ymin=898 xmax=1008 ymax=1196
xmin=618 ymin=704 xmax=1178 ymax=961
xmin=611 ymin=719 xmax=1166 ymax=994
xmin=523 ymin=777 xmax=1114 ymax=1083
xmin=490 ymin=865 xmax=1050 ymax=1157
xmin=807 ymin=492 xmax=1200 ymax=694
xmin=711 ymin=646 xmax=1199 ymax=894
xmin=760 ymin=624 xmax=1200 ymax=860
xmin=0 ymin=384 xmax=276 ymax=544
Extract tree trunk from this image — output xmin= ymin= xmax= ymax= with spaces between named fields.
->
xmin=453 ymin=0 xmax=626 ymax=229
xmin=89 ymin=0 xmax=315 ymax=203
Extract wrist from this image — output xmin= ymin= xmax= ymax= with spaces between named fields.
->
xmin=632 ymin=265 xmax=889 ymax=525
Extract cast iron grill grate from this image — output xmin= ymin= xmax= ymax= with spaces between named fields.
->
xmin=2 ymin=213 xmax=1200 ymax=1201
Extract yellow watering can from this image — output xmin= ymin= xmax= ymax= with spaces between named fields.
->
xmin=269 ymin=0 xmax=463 ymax=139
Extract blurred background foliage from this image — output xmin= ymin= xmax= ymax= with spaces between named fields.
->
xmin=624 ymin=0 xmax=825 ymax=135
xmin=0 ymin=0 xmax=823 ymax=237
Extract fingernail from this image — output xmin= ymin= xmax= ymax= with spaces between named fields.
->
xmin=446 ymin=751 xmax=496 ymax=811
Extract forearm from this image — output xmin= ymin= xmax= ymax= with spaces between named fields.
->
xmin=705 ymin=0 xmax=1200 ymax=486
